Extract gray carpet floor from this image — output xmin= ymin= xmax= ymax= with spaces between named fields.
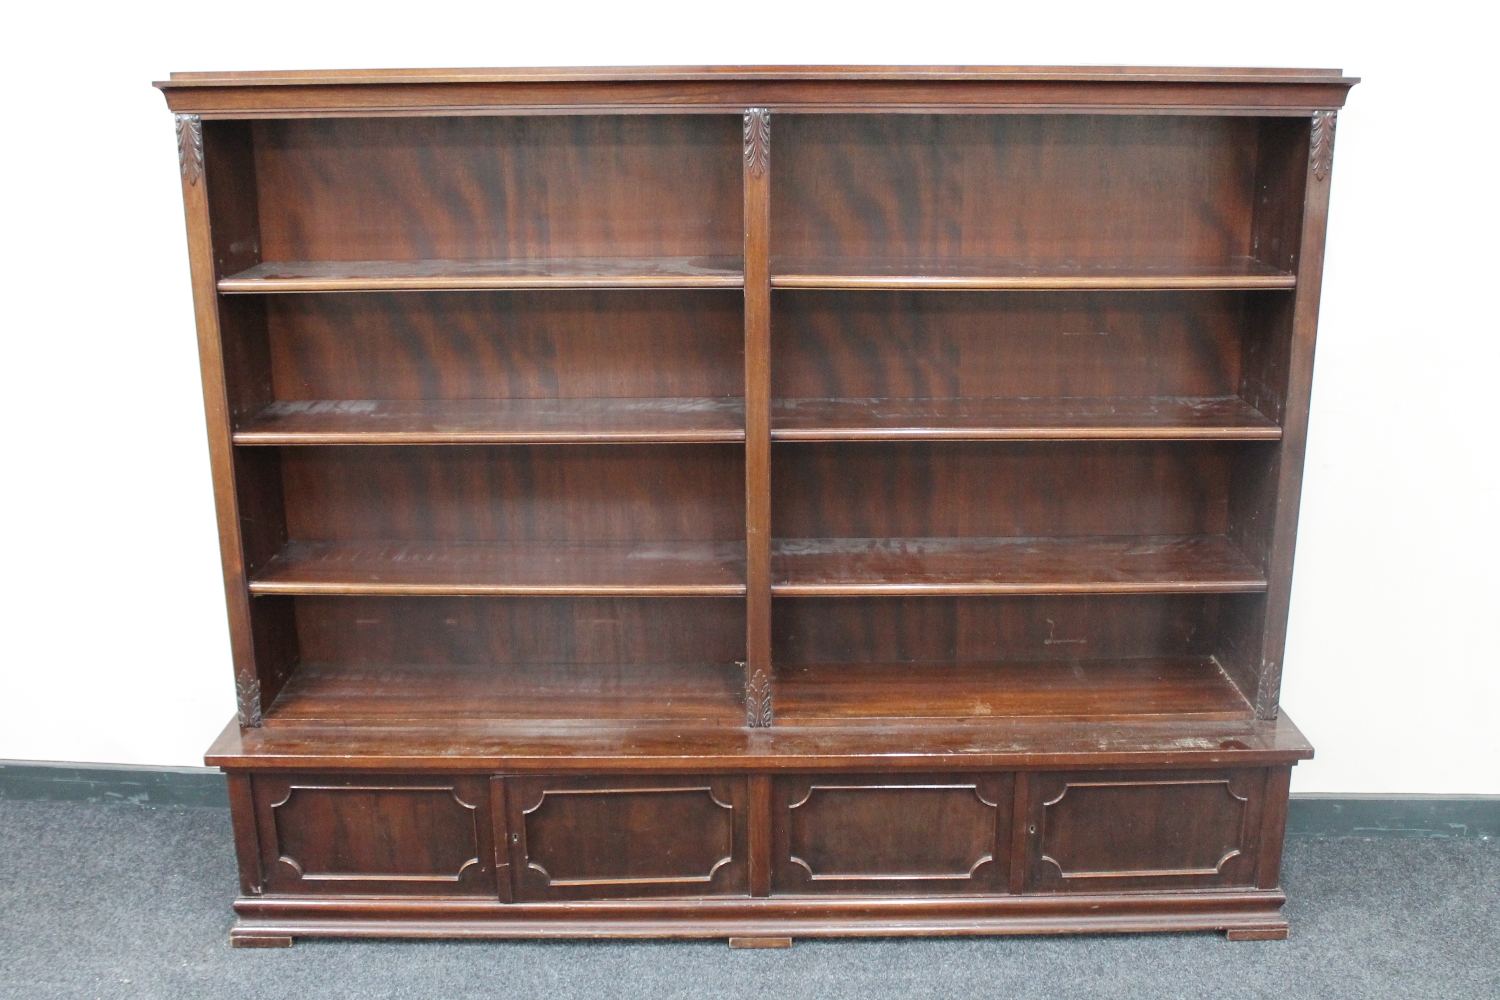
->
xmin=0 ymin=800 xmax=1495 ymax=1000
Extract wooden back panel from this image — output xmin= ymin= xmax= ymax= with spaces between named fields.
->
xmin=296 ymin=596 xmax=744 ymax=666
xmin=252 ymin=115 xmax=743 ymax=261
xmin=280 ymin=445 xmax=746 ymax=542
xmin=773 ymin=290 xmax=1261 ymax=399
xmin=772 ymin=115 xmax=1259 ymax=261
xmin=772 ymin=441 xmax=1241 ymax=538
xmin=268 ymin=290 xmax=744 ymax=400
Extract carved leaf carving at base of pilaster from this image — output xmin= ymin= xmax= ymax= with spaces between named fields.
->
xmin=746 ymin=667 xmax=773 ymax=727
xmin=236 ymin=673 xmax=263 ymax=728
xmin=176 ymin=114 xmax=203 ymax=186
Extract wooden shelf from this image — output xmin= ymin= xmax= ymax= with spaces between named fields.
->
xmin=770 ymin=256 xmax=1296 ymax=290
xmin=772 ymin=396 xmax=1280 ymax=442
xmin=248 ymin=540 xmax=747 ymax=596
xmin=771 ymin=535 xmax=1266 ymax=596
xmin=218 ymin=256 xmax=745 ymax=293
xmin=268 ymin=662 xmax=746 ymax=725
xmin=235 ymin=398 xmax=746 ymax=445
xmin=776 ymin=657 xmax=1253 ymax=723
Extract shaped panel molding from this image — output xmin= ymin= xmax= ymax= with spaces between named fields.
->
xmin=774 ymin=775 xmax=1010 ymax=894
xmin=1025 ymin=770 xmax=1262 ymax=892
xmin=508 ymin=776 xmax=749 ymax=901
xmin=253 ymin=775 xmax=494 ymax=895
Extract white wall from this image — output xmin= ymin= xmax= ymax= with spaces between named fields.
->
xmin=1 ymin=0 xmax=1495 ymax=792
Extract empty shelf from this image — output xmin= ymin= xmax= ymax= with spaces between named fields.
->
xmin=776 ymin=657 xmax=1254 ymax=723
xmin=249 ymin=540 xmax=747 ymax=596
xmin=267 ymin=662 xmax=747 ymax=725
xmin=218 ymin=256 xmax=745 ymax=292
xmin=235 ymin=398 xmax=746 ymax=445
xmin=771 ymin=396 xmax=1280 ymax=441
xmin=771 ymin=535 xmax=1267 ymax=595
xmin=771 ymin=255 xmax=1296 ymax=290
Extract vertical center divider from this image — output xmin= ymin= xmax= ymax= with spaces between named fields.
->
xmin=743 ymin=107 xmax=773 ymax=729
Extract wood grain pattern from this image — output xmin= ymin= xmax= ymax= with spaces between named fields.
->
xmin=772 ymin=397 xmax=1279 ymax=441
xmin=264 ymin=290 xmax=743 ymax=403
xmin=252 ymin=774 xmax=496 ymax=896
xmin=772 ymin=774 xmax=1009 ymax=894
xmin=250 ymin=115 xmax=742 ymax=262
xmin=743 ymin=108 xmax=775 ymax=727
xmin=279 ymin=445 xmax=745 ymax=543
xmin=250 ymin=539 xmax=746 ymax=596
xmin=772 ymin=441 xmax=1243 ymax=540
xmin=207 ymin=710 xmax=1315 ymax=772
xmin=292 ymin=595 xmax=744 ymax=668
xmin=507 ymin=775 xmax=749 ymax=900
xmin=772 ymin=594 xmax=1240 ymax=666
xmin=236 ymin=398 xmax=746 ymax=445
xmin=220 ymin=257 xmax=744 ymax=292
xmin=772 ymin=289 xmax=1268 ymax=402
xmin=267 ymin=662 xmax=746 ymax=724
xmin=1023 ymin=769 xmax=1264 ymax=892
xmin=776 ymin=658 xmax=1252 ymax=723
xmin=772 ymin=116 xmax=1264 ymax=263
xmin=770 ymin=535 xmax=1264 ymax=595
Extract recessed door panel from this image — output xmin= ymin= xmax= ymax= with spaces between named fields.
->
xmin=506 ymin=775 xmax=749 ymax=900
xmin=1021 ymin=768 xmax=1266 ymax=892
xmin=772 ymin=774 xmax=1011 ymax=894
xmin=252 ymin=773 xmax=495 ymax=896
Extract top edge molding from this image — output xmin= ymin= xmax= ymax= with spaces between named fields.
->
xmin=156 ymin=65 xmax=1358 ymax=88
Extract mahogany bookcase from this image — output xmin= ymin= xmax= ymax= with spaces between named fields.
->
xmin=156 ymin=66 xmax=1355 ymax=946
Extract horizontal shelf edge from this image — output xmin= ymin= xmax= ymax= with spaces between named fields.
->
xmin=770 ymin=427 xmax=1282 ymax=442
xmin=771 ymin=580 xmax=1269 ymax=596
xmin=219 ymin=276 xmax=745 ymax=293
xmin=771 ymin=275 xmax=1297 ymax=291
xmin=235 ymin=431 xmax=748 ymax=446
xmin=248 ymin=582 xmax=747 ymax=596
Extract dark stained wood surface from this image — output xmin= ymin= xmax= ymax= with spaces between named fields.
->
xmin=772 ymin=289 xmax=1263 ymax=402
xmin=771 ymin=256 xmax=1293 ymax=290
xmin=279 ymin=444 xmax=745 ymax=543
xmin=157 ymin=67 xmax=1357 ymax=122
xmin=268 ymin=662 xmax=745 ymax=724
xmin=776 ymin=658 xmax=1253 ymax=722
xmin=162 ymin=69 xmax=1344 ymax=939
xmin=250 ymin=540 xmax=746 ymax=595
xmin=771 ymin=535 xmax=1264 ymax=595
xmin=205 ymin=710 xmax=1314 ymax=771
xmin=220 ymin=257 xmax=744 ymax=292
xmin=249 ymin=116 xmax=742 ymax=263
xmin=773 ymin=594 xmax=1236 ymax=666
xmin=772 ymin=441 xmax=1241 ymax=539
xmin=772 ymin=116 xmax=1264 ymax=264
xmin=160 ymin=66 xmax=1357 ymax=86
xmin=265 ymin=290 xmax=744 ymax=402
xmin=236 ymin=398 xmax=746 ymax=445
xmin=772 ymin=773 xmax=1011 ymax=894
xmin=292 ymin=595 xmax=744 ymax=667
xmin=772 ymin=396 xmax=1279 ymax=441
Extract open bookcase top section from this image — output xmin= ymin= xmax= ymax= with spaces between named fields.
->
xmin=157 ymin=65 xmax=1355 ymax=117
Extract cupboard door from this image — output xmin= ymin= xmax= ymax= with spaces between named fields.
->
xmin=252 ymin=773 xmax=496 ymax=896
xmin=505 ymin=775 xmax=749 ymax=901
xmin=1019 ymin=768 xmax=1266 ymax=893
xmin=772 ymin=774 xmax=1012 ymax=894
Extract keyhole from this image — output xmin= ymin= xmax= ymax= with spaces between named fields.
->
xmin=511 ymin=833 xmax=519 ymax=844
xmin=1029 ymin=825 xmax=1037 ymax=835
